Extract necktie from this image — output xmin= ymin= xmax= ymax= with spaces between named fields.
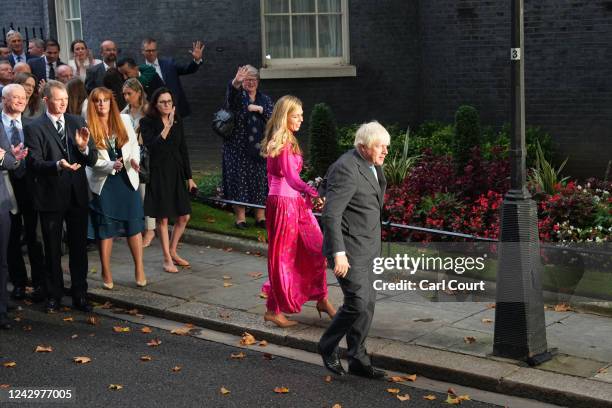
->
xmin=10 ymin=119 xmax=21 ymax=146
xmin=56 ymin=120 xmax=65 ymax=145
xmin=48 ymin=62 xmax=55 ymax=80
xmin=16 ymin=55 xmax=22 ymax=63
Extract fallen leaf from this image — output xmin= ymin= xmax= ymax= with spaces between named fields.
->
xmin=220 ymin=386 xmax=230 ymax=395
xmin=463 ymin=336 xmax=477 ymax=344
xmin=141 ymin=326 xmax=152 ymax=334
xmin=140 ymin=355 xmax=152 ymax=362
xmin=424 ymin=395 xmax=437 ymax=400
xmin=86 ymin=316 xmax=100 ymax=326
xmin=259 ymin=292 xmax=268 ymax=299
xmin=22 ymin=325 xmax=32 ymax=332
xmin=73 ymin=356 xmax=91 ymax=364
xmin=273 ymin=386 xmax=289 ymax=394
xmin=458 ymin=395 xmax=471 ymax=401
xmin=171 ymin=365 xmax=182 ymax=372
xmin=147 ymin=339 xmax=162 ymax=347
xmin=387 ymin=388 xmax=400 ymax=394
xmin=486 ymin=303 xmax=496 ymax=309
xmin=127 ymin=309 xmax=140 ymax=316
xmin=101 ymin=302 xmax=113 ymax=309
xmin=481 ymin=318 xmax=493 ymax=324
xmin=597 ymin=367 xmax=608 ymax=374
xmin=185 ymin=323 xmax=194 ymax=328
xmin=257 ymin=232 xmax=267 ymax=242
xmin=259 ymin=340 xmax=268 ymax=347
xmin=71 ymin=334 xmax=78 ymax=339
xmin=248 ymin=272 xmax=264 ymax=278
xmin=223 ymin=275 xmax=232 ymax=280
xmin=445 ymin=394 xmax=460 ymax=404
xmin=108 ymin=384 xmax=123 ymax=390
xmin=240 ymin=332 xmax=257 ymax=346
xmin=63 ymin=316 xmax=74 ymax=322
xmin=206 ymin=217 xmax=216 ymax=223
xmin=89 ymin=267 xmax=97 ymax=274
xmin=324 ymin=375 xmax=332 ymax=383
xmin=230 ymin=352 xmax=246 ymax=359
xmin=35 ymin=345 xmax=53 ymax=353
xmin=224 ymin=247 xmax=233 ymax=252
xmin=113 ymin=326 xmax=130 ymax=333
xmin=223 ymin=282 xmax=233 ymax=288
xmin=0 ymin=384 xmax=10 ymax=389
xmin=263 ymin=353 xmax=274 ymax=360
xmin=397 ymin=394 xmax=410 ymax=402
xmin=171 ymin=327 xmax=190 ymax=336
xmin=3 ymin=361 xmax=16 ymax=368
xmin=554 ymin=303 xmax=571 ymax=312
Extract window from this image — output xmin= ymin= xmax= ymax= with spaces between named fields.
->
xmin=260 ymin=0 xmax=356 ymax=78
xmin=55 ymin=0 xmax=82 ymax=62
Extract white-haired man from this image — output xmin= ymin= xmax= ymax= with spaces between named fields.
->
xmin=6 ymin=30 xmax=31 ymax=66
xmin=318 ymin=121 xmax=389 ymax=379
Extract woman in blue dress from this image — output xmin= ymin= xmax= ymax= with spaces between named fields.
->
xmin=86 ymin=87 xmax=146 ymax=289
xmin=222 ymin=65 xmax=273 ymax=229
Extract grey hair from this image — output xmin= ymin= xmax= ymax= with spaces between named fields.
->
xmin=42 ymin=80 xmax=67 ymax=99
xmin=244 ymin=64 xmax=259 ymax=79
xmin=29 ymin=38 xmax=45 ymax=49
xmin=6 ymin=30 xmax=22 ymax=42
xmin=2 ymin=83 xmax=25 ymax=98
xmin=353 ymin=121 xmax=391 ymax=149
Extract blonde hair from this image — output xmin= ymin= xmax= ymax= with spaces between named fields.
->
xmin=353 ymin=121 xmax=391 ymax=148
xmin=261 ymin=95 xmax=302 ymax=158
xmin=87 ymin=87 xmax=128 ymax=150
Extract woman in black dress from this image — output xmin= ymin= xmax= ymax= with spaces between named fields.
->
xmin=140 ymin=88 xmax=197 ymax=273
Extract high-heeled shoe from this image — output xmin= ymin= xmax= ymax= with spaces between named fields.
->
xmin=316 ymin=299 xmax=336 ymax=319
xmin=102 ymin=281 xmax=114 ymax=290
xmin=136 ymin=279 xmax=147 ymax=288
xmin=264 ymin=312 xmax=298 ymax=328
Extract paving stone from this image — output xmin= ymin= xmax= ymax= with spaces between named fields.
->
xmin=537 ymin=354 xmax=609 ymax=378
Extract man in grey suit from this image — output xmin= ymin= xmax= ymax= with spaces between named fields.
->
xmin=318 ymin=121 xmax=390 ymax=379
xmin=0 ymin=84 xmax=29 ymax=329
xmin=85 ymin=40 xmax=118 ymax=93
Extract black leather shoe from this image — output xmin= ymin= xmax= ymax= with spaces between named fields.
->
xmin=348 ymin=361 xmax=386 ymax=379
xmin=235 ymin=221 xmax=248 ymax=230
xmin=72 ymin=296 xmax=93 ymax=313
xmin=45 ymin=298 xmax=60 ymax=313
xmin=318 ymin=344 xmax=346 ymax=376
xmin=255 ymin=219 xmax=266 ymax=229
xmin=11 ymin=286 xmax=26 ymax=300
xmin=30 ymin=287 xmax=45 ymax=303
xmin=0 ymin=314 xmax=12 ymax=330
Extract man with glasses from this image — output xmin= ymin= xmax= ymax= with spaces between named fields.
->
xmin=141 ymin=38 xmax=204 ymax=117
xmin=85 ymin=40 xmax=119 ymax=93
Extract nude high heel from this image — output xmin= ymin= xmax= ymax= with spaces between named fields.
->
xmin=264 ymin=312 xmax=298 ymax=328
xmin=316 ymin=299 xmax=336 ymax=319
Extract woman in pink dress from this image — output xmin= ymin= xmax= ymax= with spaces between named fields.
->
xmin=260 ymin=95 xmax=336 ymax=328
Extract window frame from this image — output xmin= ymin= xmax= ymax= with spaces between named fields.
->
xmin=54 ymin=0 xmax=82 ymax=62
xmin=259 ymin=0 xmax=356 ymax=78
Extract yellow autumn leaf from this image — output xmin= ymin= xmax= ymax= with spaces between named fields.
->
xmin=73 ymin=356 xmax=91 ymax=364
xmin=171 ymin=365 xmax=182 ymax=372
xmin=140 ymin=355 xmax=152 ymax=362
xmin=171 ymin=327 xmax=190 ymax=336
xmin=223 ymin=275 xmax=232 ymax=280
xmin=220 ymin=386 xmax=230 ymax=395
xmin=63 ymin=316 xmax=74 ymax=322
xmin=445 ymin=394 xmax=460 ymax=404
xmin=259 ymin=340 xmax=268 ymax=347
xmin=386 ymin=388 xmax=400 ymax=394
xmin=240 ymin=332 xmax=257 ymax=345
xmin=458 ymin=395 xmax=471 ymax=401
xmin=273 ymin=386 xmax=289 ymax=394
xmin=147 ymin=338 xmax=162 ymax=347
xmin=113 ymin=326 xmax=130 ymax=333
xmin=481 ymin=318 xmax=493 ymax=324
xmin=223 ymin=282 xmax=233 ymax=288
xmin=423 ymin=394 xmax=437 ymax=400
xmin=554 ymin=303 xmax=571 ymax=312
xmin=463 ymin=336 xmax=476 ymax=344
xmin=35 ymin=345 xmax=53 ymax=352
xmin=404 ymin=374 xmax=417 ymax=382
xmin=3 ymin=361 xmax=16 ymax=368
xmin=108 ymin=384 xmax=123 ymax=390
xmin=397 ymin=394 xmax=410 ymax=401
xmin=230 ymin=352 xmax=246 ymax=359
xmin=141 ymin=327 xmax=152 ymax=333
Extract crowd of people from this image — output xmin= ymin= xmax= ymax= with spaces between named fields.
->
xmin=1 ymin=29 xmax=392 ymax=380
xmin=0 ymin=30 xmax=202 ymax=323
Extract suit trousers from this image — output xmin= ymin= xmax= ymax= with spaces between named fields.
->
xmin=8 ymin=208 xmax=46 ymax=288
xmin=319 ymin=256 xmax=377 ymax=367
xmin=39 ymin=201 xmax=89 ymax=301
xmin=0 ymin=211 xmax=10 ymax=314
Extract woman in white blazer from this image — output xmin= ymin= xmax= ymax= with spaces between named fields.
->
xmin=85 ymin=87 xmax=146 ymax=289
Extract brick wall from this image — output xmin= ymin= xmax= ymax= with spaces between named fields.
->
xmin=1 ymin=0 xmax=46 ymax=42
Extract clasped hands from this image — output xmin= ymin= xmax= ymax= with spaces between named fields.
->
xmin=0 ymin=143 xmax=29 ymax=162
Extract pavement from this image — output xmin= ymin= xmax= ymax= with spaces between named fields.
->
xmin=40 ymin=229 xmax=612 ymax=407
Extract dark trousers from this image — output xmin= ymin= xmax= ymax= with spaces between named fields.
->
xmin=8 ymin=208 xmax=46 ymax=288
xmin=39 ymin=204 xmax=89 ymax=301
xmin=0 ymin=211 xmax=11 ymax=314
xmin=319 ymin=257 xmax=377 ymax=367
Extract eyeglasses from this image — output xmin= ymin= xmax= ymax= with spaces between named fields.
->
xmin=157 ymin=100 xmax=173 ymax=105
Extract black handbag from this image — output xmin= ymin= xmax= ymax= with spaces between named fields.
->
xmin=212 ymin=107 xmax=234 ymax=139
xmin=137 ymin=131 xmax=150 ymax=184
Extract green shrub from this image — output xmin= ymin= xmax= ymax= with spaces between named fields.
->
xmin=196 ymin=172 xmax=222 ymax=198
xmin=528 ymin=140 xmax=569 ymax=195
xmin=410 ymin=124 xmax=454 ymax=157
xmin=338 ymin=122 xmax=406 ymax=156
xmin=384 ymin=128 xmax=420 ymax=186
xmin=453 ymin=105 xmax=481 ymax=171
xmin=308 ymin=103 xmax=340 ymax=178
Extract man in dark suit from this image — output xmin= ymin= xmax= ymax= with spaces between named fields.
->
xmin=0 ymin=84 xmax=30 ymax=329
xmin=117 ymin=57 xmax=165 ymax=100
xmin=85 ymin=40 xmax=118 ymax=93
xmin=318 ymin=121 xmax=390 ymax=379
xmin=141 ymin=38 xmax=204 ymax=117
xmin=6 ymin=30 xmax=32 ymax=67
xmin=1 ymin=84 xmax=46 ymax=302
xmin=27 ymin=39 xmax=66 ymax=83
xmin=24 ymin=80 xmax=97 ymax=313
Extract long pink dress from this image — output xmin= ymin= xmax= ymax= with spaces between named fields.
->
xmin=262 ymin=145 xmax=328 ymax=314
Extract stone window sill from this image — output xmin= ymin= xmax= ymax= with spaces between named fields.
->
xmin=260 ymin=65 xmax=357 ymax=79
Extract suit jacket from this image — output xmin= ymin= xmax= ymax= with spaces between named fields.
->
xmin=1 ymin=116 xmax=31 ymax=208
xmin=8 ymin=52 xmax=33 ymax=67
xmin=27 ymin=57 xmax=66 ymax=82
xmin=156 ymin=58 xmax=201 ymax=117
xmin=320 ymin=149 xmax=387 ymax=262
xmin=84 ymin=62 xmax=106 ymax=94
xmin=86 ymin=114 xmax=140 ymax=194
xmin=0 ymin=130 xmax=20 ymax=213
xmin=24 ymin=113 xmax=97 ymax=212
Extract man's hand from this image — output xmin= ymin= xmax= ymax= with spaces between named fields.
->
xmin=190 ymin=40 xmax=205 ymax=61
xmin=113 ymin=158 xmax=123 ymax=171
xmin=333 ymin=254 xmax=350 ymax=278
xmin=38 ymin=79 xmax=46 ymax=95
xmin=130 ymin=158 xmax=140 ymax=172
xmin=0 ymin=147 xmax=6 ymax=161
xmin=75 ymin=127 xmax=90 ymax=151
xmin=11 ymin=144 xmax=28 ymax=161
xmin=59 ymin=159 xmax=81 ymax=171
xmin=247 ymin=104 xmax=263 ymax=114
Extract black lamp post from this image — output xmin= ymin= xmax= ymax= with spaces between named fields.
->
xmin=492 ymin=0 xmax=553 ymax=365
